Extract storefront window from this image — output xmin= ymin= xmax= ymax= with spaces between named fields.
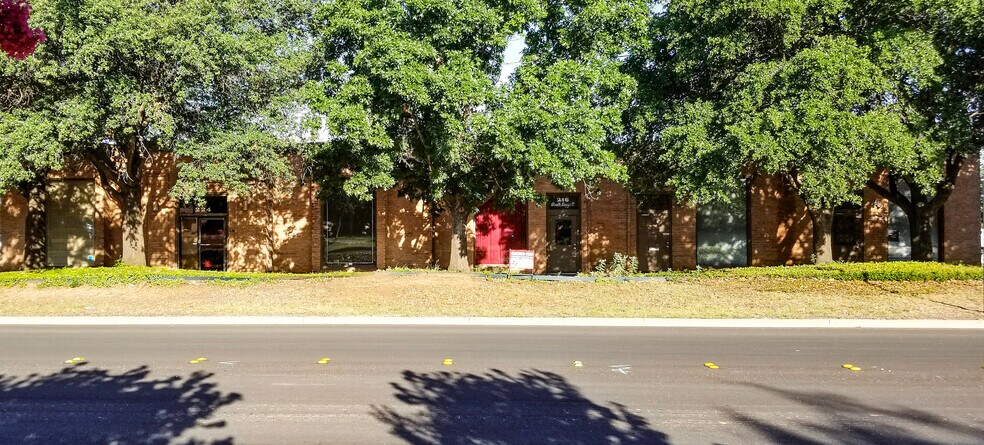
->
xmin=323 ymin=193 xmax=375 ymax=265
xmin=887 ymin=181 xmax=939 ymax=261
xmin=697 ymin=192 xmax=749 ymax=268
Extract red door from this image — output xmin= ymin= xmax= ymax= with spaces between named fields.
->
xmin=475 ymin=202 xmax=528 ymax=265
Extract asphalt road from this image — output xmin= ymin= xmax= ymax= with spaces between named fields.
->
xmin=0 ymin=325 xmax=982 ymax=444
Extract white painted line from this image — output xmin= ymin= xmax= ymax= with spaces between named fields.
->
xmin=0 ymin=316 xmax=981 ymax=329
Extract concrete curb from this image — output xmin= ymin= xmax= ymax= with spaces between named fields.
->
xmin=0 ymin=316 xmax=981 ymax=329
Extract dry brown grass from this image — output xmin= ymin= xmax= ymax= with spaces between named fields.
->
xmin=0 ymin=271 xmax=981 ymax=319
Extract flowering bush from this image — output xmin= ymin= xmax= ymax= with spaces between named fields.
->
xmin=0 ymin=0 xmax=45 ymax=59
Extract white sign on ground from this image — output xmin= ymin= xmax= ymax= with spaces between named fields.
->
xmin=508 ymin=250 xmax=534 ymax=273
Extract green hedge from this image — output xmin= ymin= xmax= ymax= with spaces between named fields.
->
xmin=0 ymin=266 xmax=357 ymax=288
xmin=649 ymin=262 xmax=983 ymax=281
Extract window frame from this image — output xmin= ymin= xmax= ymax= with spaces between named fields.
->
xmin=322 ymin=193 xmax=377 ymax=266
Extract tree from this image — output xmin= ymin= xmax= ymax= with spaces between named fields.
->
xmin=626 ymin=0 xmax=928 ymax=263
xmin=0 ymin=0 xmax=303 ymax=266
xmin=0 ymin=109 xmax=62 ymax=268
xmin=305 ymin=0 xmax=647 ymax=271
xmin=854 ymin=0 xmax=983 ymax=261
xmin=0 ymin=0 xmax=45 ymax=59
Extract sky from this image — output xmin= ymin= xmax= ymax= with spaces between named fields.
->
xmin=497 ymin=35 xmax=527 ymax=85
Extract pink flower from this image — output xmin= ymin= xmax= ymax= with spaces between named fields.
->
xmin=0 ymin=0 xmax=46 ymax=60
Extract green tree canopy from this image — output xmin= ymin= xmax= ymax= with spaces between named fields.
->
xmin=0 ymin=0 xmax=304 ymax=265
xmin=852 ymin=0 xmax=983 ymax=260
xmin=626 ymin=0 xmax=967 ymax=262
xmin=305 ymin=0 xmax=648 ymax=270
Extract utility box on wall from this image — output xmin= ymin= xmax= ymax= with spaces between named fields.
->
xmin=508 ymin=249 xmax=534 ymax=273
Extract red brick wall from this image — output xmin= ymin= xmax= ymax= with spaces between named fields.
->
xmin=749 ymin=174 xmax=813 ymax=266
xmin=671 ymin=201 xmax=698 ymax=270
xmin=863 ymin=172 xmax=890 ymax=262
xmin=583 ymin=179 xmax=635 ymax=271
xmin=943 ymin=156 xmax=982 ymax=264
xmin=749 ymin=174 xmax=783 ymax=266
xmin=3 ymin=159 xmax=981 ymax=271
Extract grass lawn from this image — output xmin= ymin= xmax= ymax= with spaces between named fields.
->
xmin=0 ymin=264 xmax=981 ymax=319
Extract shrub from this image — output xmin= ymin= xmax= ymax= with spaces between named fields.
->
xmin=594 ymin=253 xmax=640 ymax=277
xmin=651 ymin=261 xmax=982 ymax=281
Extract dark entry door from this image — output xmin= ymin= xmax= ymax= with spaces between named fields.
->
xmin=546 ymin=194 xmax=580 ymax=273
xmin=637 ymin=194 xmax=673 ymax=272
xmin=833 ymin=205 xmax=863 ymax=262
xmin=178 ymin=196 xmax=228 ymax=271
xmin=179 ymin=217 xmax=227 ymax=271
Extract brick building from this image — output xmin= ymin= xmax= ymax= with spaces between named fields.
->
xmin=1 ymin=156 xmax=981 ymax=273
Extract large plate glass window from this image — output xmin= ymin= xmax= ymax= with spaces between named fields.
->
xmin=46 ymin=180 xmax=96 ymax=267
xmin=887 ymin=180 xmax=940 ymax=261
xmin=323 ymin=192 xmax=375 ymax=265
xmin=697 ymin=191 xmax=749 ymax=268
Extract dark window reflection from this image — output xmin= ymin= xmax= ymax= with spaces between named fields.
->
xmin=324 ymin=193 xmax=375 ymax=265
xmin=555 ymin=219 xmax=573 ymax=246
xmin=697 ymin=192 xmax=749 ymax=268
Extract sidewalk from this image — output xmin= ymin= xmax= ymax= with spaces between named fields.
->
xmin=1 ymin=316 xmax=982 ymax=329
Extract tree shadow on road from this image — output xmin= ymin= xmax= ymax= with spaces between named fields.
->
xmin=372 ymin=368 xmax=669 ymax=445
xmin=722 ymin=381 xmax=984 ymax=445
xmin=0 ymin=364 xmax=241 ymax=444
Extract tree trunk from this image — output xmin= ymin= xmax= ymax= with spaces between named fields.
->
xmin=22 ymin=179 xmax=48 ymax=270
xmin=447 ymin=202 xmax=471 ymax=272
xmin=866 ymin=157 xmax=964 ymax=262
xmin=809 ymin=208 xmax=834 ymax=264
xmin=909 ymin=207 xmax=937 ymax=262
xmin=119 ymin=185 xmax=147 ymax=266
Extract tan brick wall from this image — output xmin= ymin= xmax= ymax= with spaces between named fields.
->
xmin=776 ymin=185 xmax=812 ymax=266
xmin=526 ymin=188 xmax=549 ymax=274
xmin=943 ymin=156 xmax=982 ymax=264
xmin=377 ymin=188 xmax=433 ymax=268
xmin=227 ymin=192 xmax=274 ymax=272
xmin=142 ymin=156 xmax=179 ymax=267
xmin=271 ymin=182 xmax=317 ymax=272
xmin=0 ymin=191 xmax=27 ymax=270
xmin=373 ymin=188 xmax=476 ymax=269
xmin=309 ymin=183 xmax=323 ymax=272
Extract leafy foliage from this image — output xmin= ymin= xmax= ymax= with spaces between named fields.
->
xmin=594 ymin=253 xmax=640 ymax=277
xmin=0 ymin=0 xmax=304 ymax=197
xmin=0 ymin=0 xmax=307 ymax=264
xmin=304 ymin=0 xmax=648 ymax=268
xmin=0 ymin=265 xmax=357 ymax=287
xmin=627 ymin=0 xmax=930 ymax=209
xmin=653 ymin=262 xmax=984 ymax=282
